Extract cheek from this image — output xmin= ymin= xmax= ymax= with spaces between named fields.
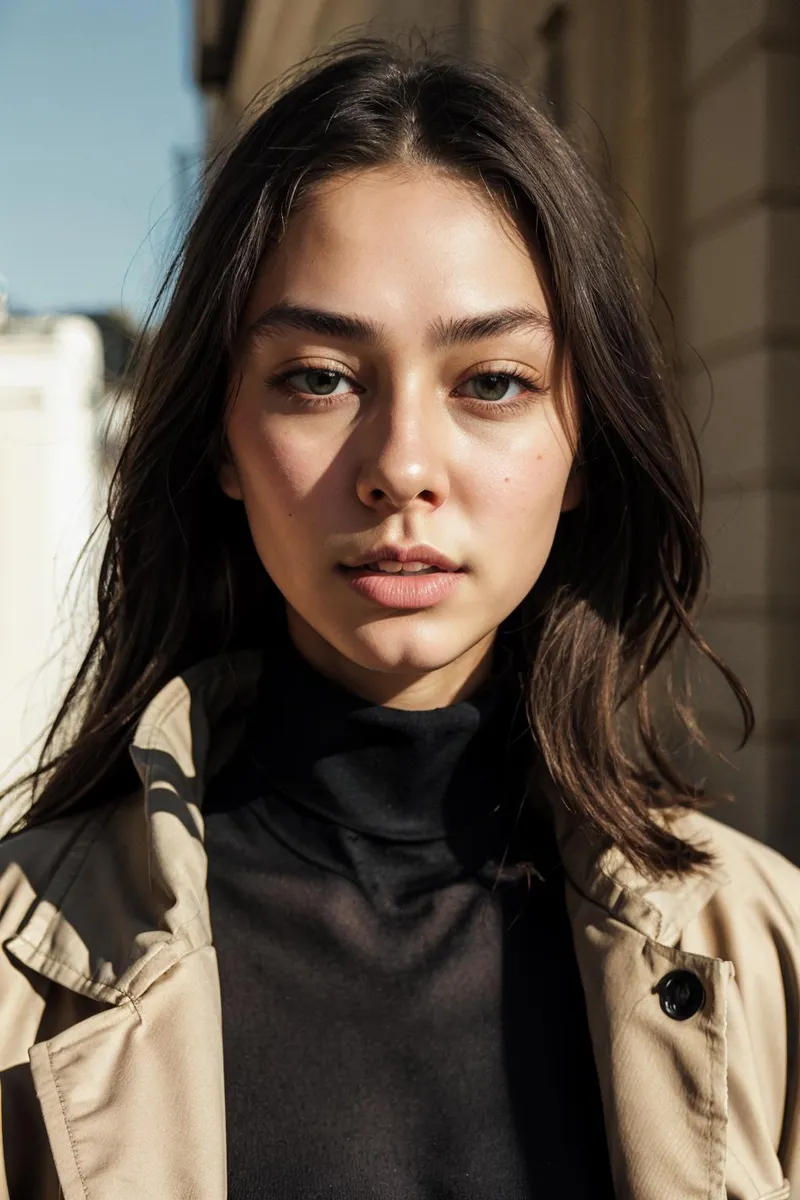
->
xmin=230 ymin=412 xmax=329 ymax=519
xmin=463 ymin=437 xmax=571 ymax=596
xmin=469 ymin=437 xmax=571 ymax=530
xmin=229 ymin=420 xmax=327 ymax=587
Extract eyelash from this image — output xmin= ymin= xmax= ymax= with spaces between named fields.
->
xmin=264 ymin=361 xmax=545 ymax=415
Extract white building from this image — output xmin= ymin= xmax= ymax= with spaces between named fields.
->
xmin=0 ymin=314 xmax=106 ymax=786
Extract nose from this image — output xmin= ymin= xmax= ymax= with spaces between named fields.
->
xmin=354 ymin=386 xmax=450 ymax=515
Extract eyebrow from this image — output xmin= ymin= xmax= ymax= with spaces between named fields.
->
xmin=245 ymin=301 xmax=552 ymax=352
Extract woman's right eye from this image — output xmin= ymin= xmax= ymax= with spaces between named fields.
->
xmin=281 ymin=368 xmax=352 ymax=395
xmin=265 ymin=366 xmax=360 ymax=407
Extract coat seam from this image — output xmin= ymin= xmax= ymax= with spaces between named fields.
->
xmin=587 ymin=850 xmax=665 ymax=939
xmin=709 ymin=968 xmax=738 ymax=1200
xmin=10 ymin=894 xmax=206 ymax=1011
xmin=706 ymin=1014 xmax=713 ymax=1199
xmin=590 ymin=833 xmax=725 ymax=943
xmin=46 ymin=1039 xmax=90 ymax=1200
xmin=727 ymin=1146 xmax=768 ymax=1199
xmin=705 ymin=1012 xmax=719 ymax=1200
xmin=5 ymin=933 xmax=131 ymax=1004
xmin=119 ymin=918 xmax=205 ymax=1000
xmin=44 ymin=994 xmax=143 ymax=1059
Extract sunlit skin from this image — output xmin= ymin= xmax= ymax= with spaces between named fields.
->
xmin=220 ymin=165 xmax=581 ymax=710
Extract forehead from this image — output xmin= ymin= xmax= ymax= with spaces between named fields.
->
xmin=242 ymin=166 xmax=551 ymax=328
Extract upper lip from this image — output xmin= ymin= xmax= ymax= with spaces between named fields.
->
xmin=342 ymin=544 xmax=462 ymax=571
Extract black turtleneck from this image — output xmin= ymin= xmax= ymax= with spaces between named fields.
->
xmin=203 ymin=632 xmax=614 ymax=1199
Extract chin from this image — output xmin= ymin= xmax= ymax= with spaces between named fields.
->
xmin=287 ymin=598 xmax=489 ymax=682
xmin=342 ymin=617 xmax=472 ymax=675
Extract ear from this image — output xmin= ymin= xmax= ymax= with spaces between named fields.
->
xmin=218 ymin=444 xmax=244 ymax=501
xmin=560 ymin=463 xmax=583 ymax=513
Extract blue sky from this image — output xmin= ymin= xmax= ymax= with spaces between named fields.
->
xmin=0 ymin=0 xmax=203 ymax=324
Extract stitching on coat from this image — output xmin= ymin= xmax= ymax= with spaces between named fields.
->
xmin=706 ymin=993 xmax=734 ymax=1200
xmin=119 ymin=929 xmax=192 ymax=998
xmin=728 ymin=1146 xmax=766 ymax=1199
xmin=706 ymin=1016 xmax=712 ymax=1200
xmin=10 ymin=934 xmax=124 ymax=994
xmin=599 ymin=852 xmax=723 ymax=943
xmin=588 ymin=853 xmax=665 ymax=940
xmin=45 ymin=994 xmax=141 ymax=1059
xmin=719 ymin=964 xmax=763 ymax=1200
xmin=46 ymin=1040 xmax=90 ymax=1200
xmin=724 ymin=945 xmax=767 ymax=1200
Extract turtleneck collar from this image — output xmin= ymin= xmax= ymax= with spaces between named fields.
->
xmin=211 ymin=627 xmax=562 ymax=906
xmin=247 ymin=631 xmax=525 ymax=840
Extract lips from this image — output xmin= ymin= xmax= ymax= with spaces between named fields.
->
xmin=339 ymin=562 xmax=464 ymax=609
xmin=344 ymin=562 xmax=445 ymax=575
xmin=341 ymin=544 xmax=461 ymax=572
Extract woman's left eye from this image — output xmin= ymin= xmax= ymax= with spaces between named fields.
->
xmin=459 ymin=371 xmax=538 ymax=403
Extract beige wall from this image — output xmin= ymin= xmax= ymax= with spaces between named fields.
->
xmin=195 ymin=0 xmax=800 ymax=860
xmin=682 ymin=0 xmax=800 ymax=858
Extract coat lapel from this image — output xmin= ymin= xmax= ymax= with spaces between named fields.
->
xmin=26 ymin=947 xmax=226 ymax=1200
xmin=563 ymin=878 xmax=732 ymax=1199
xmin=5 ymin=653 xmax=262 ymax=1198
xmin=541 ymin=772 xmax=734 ymax=1200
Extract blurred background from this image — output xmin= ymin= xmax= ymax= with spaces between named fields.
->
xmin=0 ymin=0 xmax=797 ymax=861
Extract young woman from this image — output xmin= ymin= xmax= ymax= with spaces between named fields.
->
xmin=0 ymin=35 xmax=797 ymax=1200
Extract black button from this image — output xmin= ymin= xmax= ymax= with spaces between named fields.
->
xmin=655 ymin=970 xmax=705 ymax=1020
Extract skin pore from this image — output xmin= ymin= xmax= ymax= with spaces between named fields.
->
xmin=220 ymin=165 xmax=581 ymax=710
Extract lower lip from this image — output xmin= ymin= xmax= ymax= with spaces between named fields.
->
xmin=338 ymin=566 xmax=464 ymax=609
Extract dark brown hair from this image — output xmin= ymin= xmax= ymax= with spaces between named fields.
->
xmin=1 ymin=33 xmax=751 ymax=876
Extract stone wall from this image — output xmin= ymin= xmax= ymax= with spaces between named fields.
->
xmin=683 ymin=0 xmax=800 ymax=858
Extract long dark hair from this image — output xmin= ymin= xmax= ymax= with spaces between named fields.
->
xmin=2 ymin=33 xmax=751 ymax=876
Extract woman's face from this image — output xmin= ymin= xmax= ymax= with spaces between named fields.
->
xmin=222 ymin=166 xmax=580 ymax=708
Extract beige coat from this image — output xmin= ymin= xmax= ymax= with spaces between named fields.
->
xmin=0 ymin=650 xmax=797 ymax=1199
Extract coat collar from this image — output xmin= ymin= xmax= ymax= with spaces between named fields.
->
xmin=4 ymin=649 xmax=736 ymax=1200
